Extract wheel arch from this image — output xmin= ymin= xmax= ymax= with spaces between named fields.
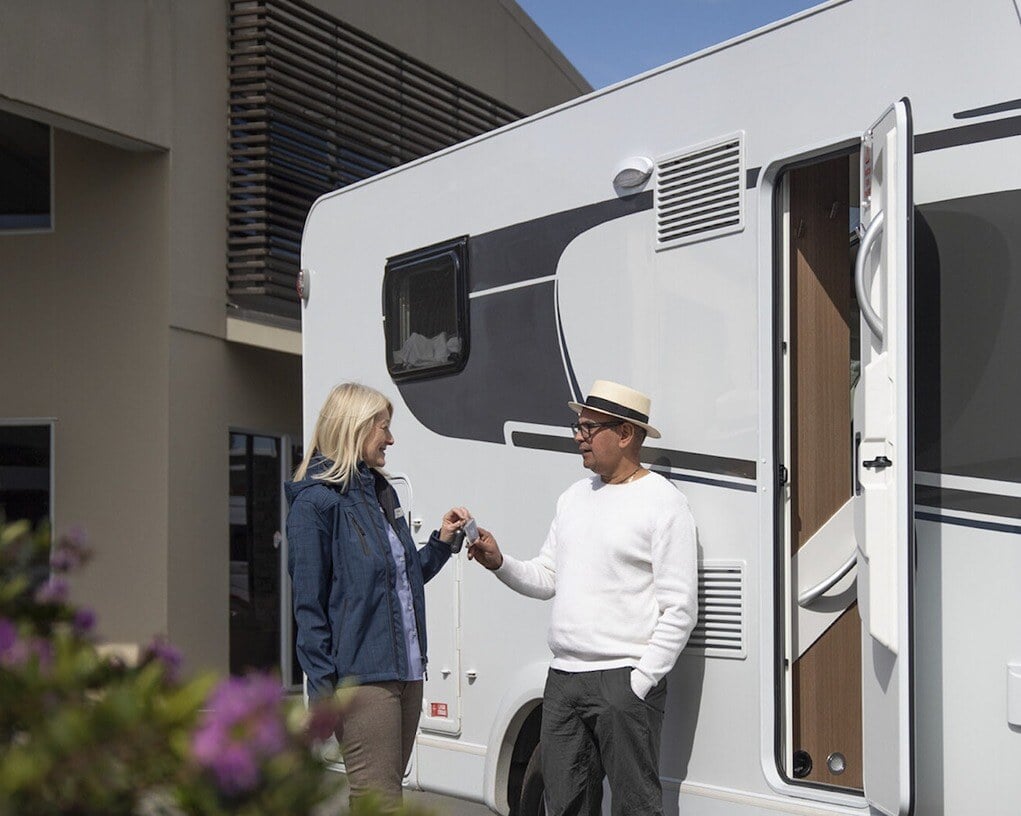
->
xmin=482 ymin=661 xmax=548 ymax=815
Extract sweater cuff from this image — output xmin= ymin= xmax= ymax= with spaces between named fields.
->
xmin=630 ymin=669 xmax=655 ymax=700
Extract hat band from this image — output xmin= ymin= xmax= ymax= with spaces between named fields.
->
xmin=584 ymin=395 xmax=649 ymax=425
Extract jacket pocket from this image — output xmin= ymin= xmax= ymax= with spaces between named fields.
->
xmin=347 ymin=513 xmax=371 ymax=557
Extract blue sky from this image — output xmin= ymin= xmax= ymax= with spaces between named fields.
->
xmin=516 ymin=0 xmax=822 ymax=89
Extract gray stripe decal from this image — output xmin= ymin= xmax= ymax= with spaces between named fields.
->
xmin=916 ymin=511 xmax=1021 ymax=536
xmin=914 ymin=485 xmax=1021 ymax=521
xmin=915 ymin=115 xmax=1021 ymax=153
xmin=509 ymin=431 xmax=757 ymax=483
xmin=658 ymin=470 xmax=758 ymax=493
xmin=746 ymin=167 xmax=760 ymax=189
xmin=642 ymin=445 xmax=757 ymax=480
xmin=953 ymin=98 xmax=1021 ymax=119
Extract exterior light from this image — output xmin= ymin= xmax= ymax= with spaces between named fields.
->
xmin=613 ymin=156 xmax=654 ymax=189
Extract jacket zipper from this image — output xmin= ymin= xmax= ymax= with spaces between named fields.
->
xmin=349 ymin=515 xmax=370 ymax=556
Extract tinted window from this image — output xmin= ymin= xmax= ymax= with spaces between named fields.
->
xmin=384 ymin=236 xmax=470 ymax=381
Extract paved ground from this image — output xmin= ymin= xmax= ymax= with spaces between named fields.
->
xmin=404 ymin=788 xmax=494 ymax=815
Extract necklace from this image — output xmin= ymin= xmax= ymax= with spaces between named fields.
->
xmin=608 ymin=465 xmax=643 ymax=485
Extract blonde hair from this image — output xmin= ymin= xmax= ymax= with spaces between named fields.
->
xmin=293 ymin=383 xmax=393 ymax=491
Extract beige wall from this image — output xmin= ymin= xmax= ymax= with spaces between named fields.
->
xmin=0 ymin=0 xmax=173 ymax=148
xmin=166 ymin=1 xmax=230 ymax=338
xmin=0 ymin=130 xmax=171 ymax=643
xmin=167 ymin=331 xmax=301 ymax=673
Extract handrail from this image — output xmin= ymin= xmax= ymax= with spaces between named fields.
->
xmin=797 ymin=551 xmax=857 ymax=607
xmin=854 ymin=209 xmax=886 ymax=342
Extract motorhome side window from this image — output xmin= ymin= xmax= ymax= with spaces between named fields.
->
xmin=383 ymin=236 xmax=469 ymax=381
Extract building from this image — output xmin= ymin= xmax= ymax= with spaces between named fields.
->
xmin=0 ymin=0 xmax=588 ymax=680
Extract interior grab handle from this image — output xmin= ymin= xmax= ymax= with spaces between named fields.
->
xmin=798 ymin=551 xmax=857 ymax=607
xmin=854 ymin=209 xmax=886 ymax=342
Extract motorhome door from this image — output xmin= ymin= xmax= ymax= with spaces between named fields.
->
xmin=855 ymin=99 xmax=914 ymax=816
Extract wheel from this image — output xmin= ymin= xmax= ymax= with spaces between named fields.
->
xmin=518 ymin=742 xmax=545 ymax=816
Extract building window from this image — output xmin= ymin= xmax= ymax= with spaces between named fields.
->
xmin=384 ymin=237 xmax=470 ymax=381
xmin=0 ymin=423 xmax=53 ymax=530
xmin=229 ymin=432 xmax=302 ymax=688
xmin=0 ymin=110 xmax=52 ymax=232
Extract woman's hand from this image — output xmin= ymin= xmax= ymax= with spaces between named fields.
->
xmin=467 ymin=527 xmax=503 ymax=571
xmin=439 ymin=506 xmax=471 ymax=543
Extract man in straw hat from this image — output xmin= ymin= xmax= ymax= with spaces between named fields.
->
xmin=468 ymin=380 xmax=697 ymax=815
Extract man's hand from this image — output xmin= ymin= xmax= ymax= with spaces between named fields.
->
xmin=439 ymin=507 xmax=470 ymax=543
xmin=467 ymin=527 xmax=503 ymax=571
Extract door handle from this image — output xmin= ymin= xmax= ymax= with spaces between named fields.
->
xmin=854 ymin=209 xmax=886 ymax=342
xmin=862 ymin=455 xmax=893 ymax=471
xmin=798 ymin=551 xmax=858 ymax=607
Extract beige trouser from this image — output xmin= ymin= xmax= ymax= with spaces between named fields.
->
xmin=338 ymin=680 xmax=423 ymax=807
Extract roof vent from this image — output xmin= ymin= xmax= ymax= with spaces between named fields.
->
xmin=686 ymin=559 xmax=746 ymax=659
xmin=655 ymin=133 xmax=744 ymax=250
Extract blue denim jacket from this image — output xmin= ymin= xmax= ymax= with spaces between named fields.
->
xmin=285 ymin=458 xmax=450 ymax=698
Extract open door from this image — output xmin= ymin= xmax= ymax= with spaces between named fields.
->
xmin=854 ymin=99 xmax=914 ymax=816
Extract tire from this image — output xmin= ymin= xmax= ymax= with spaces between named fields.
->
xmin=518 ymin=742 xmax=545 ymax=816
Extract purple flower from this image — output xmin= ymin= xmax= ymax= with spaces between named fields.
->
xmin=191 ymin=673 xmax=287 ymax=795
xmin=142 ymin=636 xmax=183 ymax=684
xmin=0 ymin=618 xmax=17 ymax=654
xmin=0 ymin=619 xmax=52 ymax=671
xmin=34 ymin=577 xmax=69 ymax=605
xmin=50 ymin=527 xmax=91 ymax=572
xmin=72 ymin=607 xmax=96 ymax=635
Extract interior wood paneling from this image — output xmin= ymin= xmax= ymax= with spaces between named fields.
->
xmin=788 ymin=155 xmax=862 ymax=790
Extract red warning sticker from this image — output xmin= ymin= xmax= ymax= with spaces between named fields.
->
xmin=430 ymin=702 xmax=448 ymax=718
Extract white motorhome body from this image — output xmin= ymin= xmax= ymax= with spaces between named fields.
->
xmin=298 ymin=1 xmax=1021 ymax=814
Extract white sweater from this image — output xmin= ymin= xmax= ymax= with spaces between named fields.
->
xmin=495 ymin=472 xmax=698 ymax=699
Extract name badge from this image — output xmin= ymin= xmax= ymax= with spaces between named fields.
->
xmin=395 ymin=506 xmax=405 ymax=519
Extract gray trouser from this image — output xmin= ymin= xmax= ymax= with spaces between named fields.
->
xmin=542 ymin=667 xmax=667 ymax=816
xmin=337 ymin=680 xmax=423 ymax=807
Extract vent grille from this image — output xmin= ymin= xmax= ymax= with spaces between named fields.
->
xmin=686 ymin=560 xmax=745 ymax=659
xmin=655 ymin=133 xmax=744 ymax=250
xmin=227 ymin=0 xmax=524 ymax=319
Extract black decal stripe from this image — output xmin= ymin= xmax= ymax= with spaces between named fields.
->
xmin=746 ymin=167 xmax=760 ymax=189
xmin=510 ymin=431 xmax=757 ymax=482
xmin=915 ymin=115 xmax=1021 ymax=153
xmin=915 ymin=485 xmax=1021 ymax=521
xmin=512 ymin=432 xmax=576 ymax=454
xmin=953 ymin=99 xmax=1021 ymax=119
xmin=642 ymin=444 xmax=756 ymax=480
xmin=659 ymin=470 xmax=758 ymax=493
xmin=916 ymin=511 xmax=1021 ymax=536
xmin=468 ymin=192 xmax=653 ymax=292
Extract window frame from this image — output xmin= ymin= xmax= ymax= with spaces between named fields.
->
xmin=383 ymin=235 xmax=471 ymax=382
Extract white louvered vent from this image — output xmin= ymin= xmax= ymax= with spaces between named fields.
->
xmin=686 ymin=559 xmax=746 ymax=659
xmin=655 ymin=133 xmax=745 ymax=250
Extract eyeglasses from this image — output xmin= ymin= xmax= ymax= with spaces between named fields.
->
xmin=570 ymin=420 xmax=623 ymax=440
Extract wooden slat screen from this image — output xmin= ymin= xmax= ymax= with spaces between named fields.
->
xmin=227 ymin=0 xmax=524 ymax=319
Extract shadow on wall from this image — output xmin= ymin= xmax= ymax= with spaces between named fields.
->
xmin=659 ymin=539 xmax=708 ymax=816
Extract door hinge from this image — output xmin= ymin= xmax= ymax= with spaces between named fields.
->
xmin=778 ymin=464 xmax=789 ymax=486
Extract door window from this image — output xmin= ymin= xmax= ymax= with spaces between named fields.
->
xmin=229 ymin=432 xmax=291 ymax=679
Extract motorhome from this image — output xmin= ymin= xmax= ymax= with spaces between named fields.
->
xmin=296 ymin=0 xmax=1021 ymax=813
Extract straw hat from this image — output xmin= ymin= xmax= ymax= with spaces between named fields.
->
xmin=568 ymin=380 xmax=661 ymax=439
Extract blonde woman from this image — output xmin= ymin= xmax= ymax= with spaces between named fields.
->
xmin=286 ymin=382 xmax=467 ymax=806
